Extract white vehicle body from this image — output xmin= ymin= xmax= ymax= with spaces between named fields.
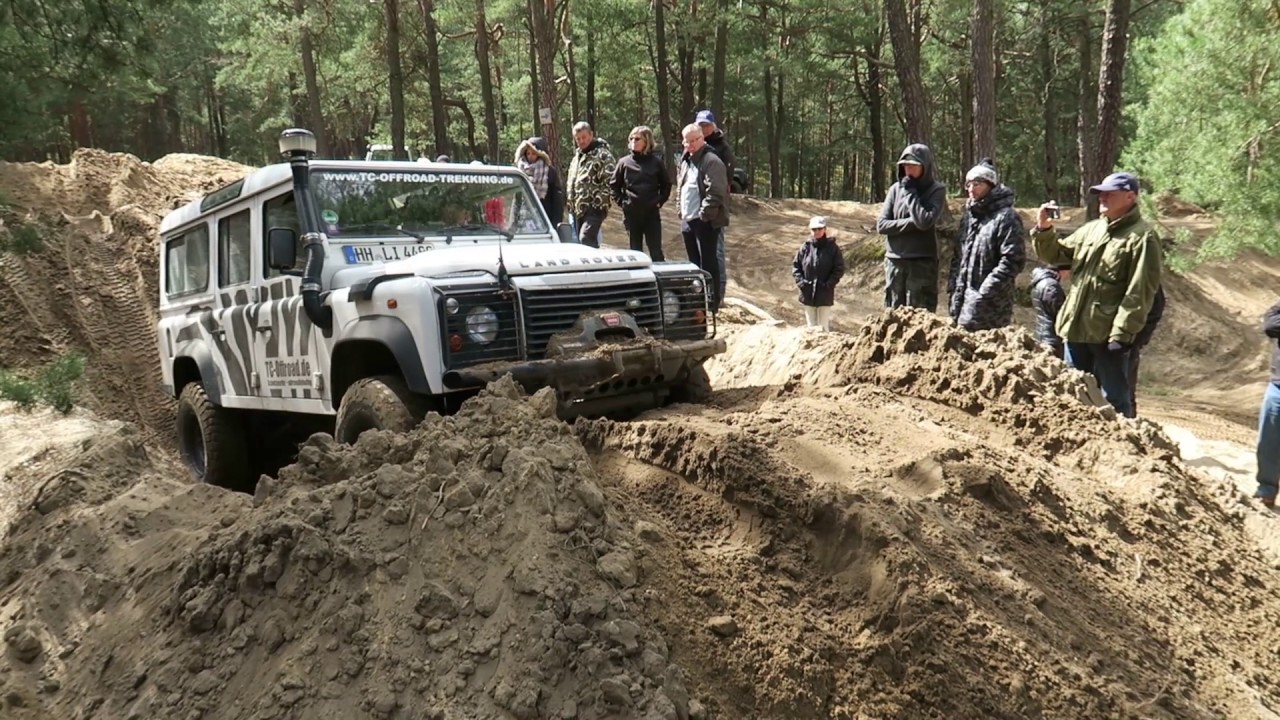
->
xmin=156 ymin=159 xmax=722 ymax=426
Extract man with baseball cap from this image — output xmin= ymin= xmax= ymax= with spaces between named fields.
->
xmin=696 ymin=109 xmax=735 ymax=306
xmin=1031 ymin=172 xmax=1163 ymax=418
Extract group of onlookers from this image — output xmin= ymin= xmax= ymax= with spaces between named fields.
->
xmin=513 ymin=111 xmax=735 ymax=313
xmin=510 ymin=127 xmax=1277 ymax=512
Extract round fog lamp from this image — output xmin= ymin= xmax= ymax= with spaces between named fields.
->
xmin=466 ymin=306 xmax=499 ymax=344
xmin=445 ymin=297 xmax=460 ymax=315
xmin=690 ymin=277 xmax=705 ymax=293
xmin=661 ymin=290 xmax=681 ymax=326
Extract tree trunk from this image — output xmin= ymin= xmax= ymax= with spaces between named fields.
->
xmin=442 ymin=99 xmax=483 ymax=158
xmin=385 ymin=0 xmax=408 ymax=159
xmin=474 ymin=0 xmax=500 ymax=162
xmin=711 ymin=0 xmax=728 ymax=116
xmin=1076 ymin=7 xmax=1097 ymax=209
xmin=294 ymin=0 xmax=328 ymax=155
xmin=525 ymin=10 xmax=540 ymax=133
xmin=867 ymin=50 xmax=886 ymax=201
xmin=885 ymin=0 xmax=930 ymax=145
xmin=416 ymin=0 xmax=450 ymax=157
xmin=654 ymin=0 xmax=676 ymax=179
xmin=677 ymin=32 xmax=696 ymax=121
xmin=959 ymin=69 xmax=974 ymax=172
xmin=586 ymin=29 xmax=596 ymax=127
xmin=764 ymin=67 xmax=784 ymax=198
xmin=1094 ymin=0 xmax=1131 ymax=183
xmin=1039 ymin=6 xmax=1059 ymax=201
xmin=562 ymin=9 xmax=580 ymax=124
xmin=530 ymin=0 xmax=562 ymax=166
xmin=971 ymin=0 xmax=996 ymax=162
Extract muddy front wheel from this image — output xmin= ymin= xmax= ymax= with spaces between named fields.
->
xmin=334 ymin=375 xmax=433 ymax=444
xmin=177 ymin=382 xmax=250 ymax=490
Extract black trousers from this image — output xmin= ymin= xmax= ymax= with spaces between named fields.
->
xmin=574 ymin=209 xmax=606 ymax=248
xmin=682 ymin=218 xmax=720 ymax=311
xmin=623 ymin=207 xmax=664 ymax=261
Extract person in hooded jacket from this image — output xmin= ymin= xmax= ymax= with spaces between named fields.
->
xmin=877 ymin=143 xmax=947 ymax=312
xmin=947 ymin=160 xmax=1026 ymax=330
xmin=697 ymin=110 xmax=735 ymax=305
xmin=1030 ymin=264 xmax=1069 ymax=359
xmin=515 ymin=136 xmax=564 ymax=226
xmin=609 ymin=125 xmax=671 ymax=260
xmin=792 ymin=216 xmax=845 ymax=331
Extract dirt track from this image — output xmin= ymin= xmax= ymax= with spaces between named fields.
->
xmin=2 ymin=152 xmax=1280 ymax=719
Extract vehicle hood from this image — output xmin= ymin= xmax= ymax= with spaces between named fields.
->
xmin=389 ymin=241 xmax=653 ymax=277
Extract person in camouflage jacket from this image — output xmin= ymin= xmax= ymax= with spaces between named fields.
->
xmin=565 ymin=121 xmax=616 ymax=248
xmin=947 ymin=160 xmax=1026 ymax=331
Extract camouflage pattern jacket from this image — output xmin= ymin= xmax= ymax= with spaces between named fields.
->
xmin=565 ymin=139 xmax=616 ymax=217
xmin=947 ymin=184 xmax=1027 ymax=331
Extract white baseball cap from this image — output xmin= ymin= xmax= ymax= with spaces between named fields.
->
xmin=809 ymin=216 xmax=827 ymax=229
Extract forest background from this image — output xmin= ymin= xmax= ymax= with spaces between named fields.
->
xmin=1 ymin=0 xmax=1276 ymax=259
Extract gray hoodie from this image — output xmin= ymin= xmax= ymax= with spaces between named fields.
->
xmin=876 ymin=143 xmax=947 ymax=260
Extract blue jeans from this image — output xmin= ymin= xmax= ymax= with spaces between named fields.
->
xmin=1257 ymin=382 xmax=1280 ymax=499
xmin=717 ymin=229 xmax=727 ymax=303
xmin=1065 ymin=342 xmax=1133 ymax=418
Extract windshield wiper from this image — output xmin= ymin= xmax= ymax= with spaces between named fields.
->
xmin=340 ymin=223 xmax=427 ymax=242
xmin=437 ymin=223 xmax=514 ymax=245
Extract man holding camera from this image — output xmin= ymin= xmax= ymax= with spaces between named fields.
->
xmin=1031 ymin=172 xmax=1163 ymax=418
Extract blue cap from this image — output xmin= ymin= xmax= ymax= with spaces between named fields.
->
xmin=1089 ymin=172 xmax=1140 ymax=194
xmin=695 ymin=109 xmax=716 ymax=125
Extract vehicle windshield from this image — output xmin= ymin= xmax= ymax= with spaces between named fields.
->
xmin=312 ymin=169 xmax=549 ymax=240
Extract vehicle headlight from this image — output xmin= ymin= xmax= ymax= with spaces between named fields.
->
xmin=691 ymin=277 xmax=704 ymax=293
xmin=661 ymin=290 xmax=681 ymax=326
xmin=465 ymin=306 xmax=499 ymax=344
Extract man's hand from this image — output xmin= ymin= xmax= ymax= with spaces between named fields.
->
xmin=1036 ymin=203 xmax=1058 ymax=230
xmin=1106 ymin=340 xmax=1129 ymax=353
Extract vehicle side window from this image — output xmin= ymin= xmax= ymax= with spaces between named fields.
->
xmin=263 ymin=191 xmax=305 ymax=278
xmin=218 ymin=210 xmax=252 ymax=287
xmin=165 ymin=225 xmax=211 ymax=297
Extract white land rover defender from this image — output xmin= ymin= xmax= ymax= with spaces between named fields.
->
xmin=157 ymin=129 xmax=725 ymax=489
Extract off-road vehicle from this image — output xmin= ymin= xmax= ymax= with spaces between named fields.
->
xmin=157 ymin=129 xmax=724 ymax=488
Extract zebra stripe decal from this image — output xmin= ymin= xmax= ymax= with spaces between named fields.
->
xmin=173 ymin=277 xmax=318 ymax=401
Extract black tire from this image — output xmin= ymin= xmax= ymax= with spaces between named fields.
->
xmin=668 ymin=363 xmax=713 ymax=405
xmin=177 ymin=382 xmax=250 ymax=490
xmin=334 ymin=375 xmax=433 ymax=444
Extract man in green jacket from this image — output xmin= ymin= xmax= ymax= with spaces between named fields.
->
xmin=1031 ymin=172 xmax=1163 ymax=418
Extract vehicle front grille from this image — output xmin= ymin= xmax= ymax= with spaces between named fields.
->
xmin=441 ymin=291 xmax=521 ymax=370
xmin=520 ymin=280 xmax=662 ymax=359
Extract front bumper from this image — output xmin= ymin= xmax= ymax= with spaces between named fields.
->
xmin=440 ymin=337 xmax=726 ymax=395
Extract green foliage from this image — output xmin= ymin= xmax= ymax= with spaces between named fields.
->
xmin=0 ymin=352 xmax=85 ymax=414
xmin=0 ymin=222 xmax=45 ymax=256
xmin=1125 ymin=0 xmax=1280 ymax=261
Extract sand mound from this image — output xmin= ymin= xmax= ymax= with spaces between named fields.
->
xmin=0 ymin=379 xmax=694 ymax=720
xmin=0 ymin=150 xmax=250 ymax=438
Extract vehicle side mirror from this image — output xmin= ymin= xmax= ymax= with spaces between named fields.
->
xmin=556 ymin=223 xmax=576 ymax=244
xmin=267 ymin=227 xmax=297 ymax=270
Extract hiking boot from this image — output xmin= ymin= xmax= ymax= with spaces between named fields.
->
xmin=1255 ymin=492 xmax=1276 ymax=509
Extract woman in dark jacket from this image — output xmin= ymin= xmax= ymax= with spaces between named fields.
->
xmin=608 ymin=125 xmax=671 ymax=260
xmin=792 ymin=216 xmax=845 ymax=331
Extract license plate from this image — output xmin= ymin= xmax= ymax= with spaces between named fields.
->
xmin=342 ymin=244 xmax=432 ymax=264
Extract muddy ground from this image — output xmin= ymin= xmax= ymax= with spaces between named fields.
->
xmin=0 ymin=151 xmax=1278 ymax=719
